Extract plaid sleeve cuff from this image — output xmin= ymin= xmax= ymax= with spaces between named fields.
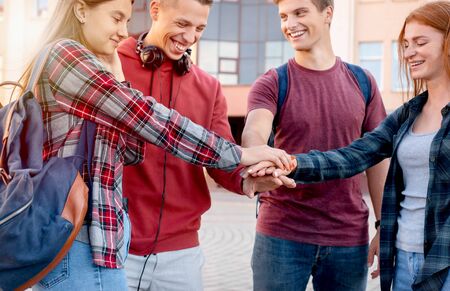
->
xmin=121 ymin=81 xmax=131 ymax=88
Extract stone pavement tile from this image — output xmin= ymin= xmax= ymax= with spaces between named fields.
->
xmin=200 ymin=188 xmax=381 ymax=291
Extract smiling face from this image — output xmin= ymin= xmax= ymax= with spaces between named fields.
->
xmin=278 ymin=0 xmax=332 ymax=52
xmin=76 ymin=0 xmax=132 ymax=57
xmin=148 ymin=0 xmax=209 ymax=61
xmin=403 ymin=20 xmax=446 ymax=82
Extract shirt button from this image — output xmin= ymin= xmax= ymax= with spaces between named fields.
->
xmin=430 ymin=156 xmax=436 ymax=162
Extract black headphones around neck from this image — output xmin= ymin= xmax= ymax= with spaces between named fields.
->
xmin=136 ymin=32 xmax=192 ymax=76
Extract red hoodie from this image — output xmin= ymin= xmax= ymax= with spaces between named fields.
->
xmin=119 ymin=37 xmax=244 ymax=255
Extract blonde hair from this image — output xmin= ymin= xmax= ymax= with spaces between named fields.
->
xmin=397 ymin=1 xmax=450 ymax=97
xmin=19 ymin=0 xmax=133 ymax=93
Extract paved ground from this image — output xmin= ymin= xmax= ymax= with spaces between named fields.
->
xmin=200 ymin=185 xmax=381 ymax=291
xmin=28 ymin=182 xmax=380 ymax=291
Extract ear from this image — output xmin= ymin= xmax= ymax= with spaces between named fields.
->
xmin=150 ymin=0 xmax=160 ymax=21
xmin=324 ymin=5 xmax=333 ymax=25
xmin=73 ymin=0 xmax=88 ymax=24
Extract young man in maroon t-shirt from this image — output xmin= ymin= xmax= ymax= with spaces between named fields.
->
xmin=242 ymin=0 xmax=390 ymax=290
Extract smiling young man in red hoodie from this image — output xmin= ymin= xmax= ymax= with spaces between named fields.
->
xmin=119 ymin=0 xmax=295 ymax=290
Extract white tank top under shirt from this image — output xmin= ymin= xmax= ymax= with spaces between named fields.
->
xmin=396 ymin=122 xmax=437 ymax=253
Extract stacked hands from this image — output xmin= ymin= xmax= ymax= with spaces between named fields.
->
xmin=98 ymin=53 xmax=298 ymax=198
xmin=98 ymin=53 xmax=297 ymax=198
xmin=240 ymin=146 xmax=297 ymax=198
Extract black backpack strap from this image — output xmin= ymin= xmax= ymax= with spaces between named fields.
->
xmin=258 ymin=63 xmax=289 ymax=218
xmin=267 ymin=63 xmax=289 ymax=147
xmin=345 ymin=62 xmax=373 ymax=136
xmin=274 ymin=63 xmax=289 ymax=129
xmin=344 ymin=62 xmax=371 ymax=105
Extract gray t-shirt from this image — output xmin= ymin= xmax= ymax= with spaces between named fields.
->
xmin=396 ymin=124 xmax=437 ymax=253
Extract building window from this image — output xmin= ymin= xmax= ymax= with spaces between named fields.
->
xmin=391 ymin=41 xmax=411 ymax=92
xmin=265 ymin=41 xmax=294 ymax=72
xmin=133 ymin=0 xmax=147 ymax=12
xmin=198 ymin=40 xmax=239 ymax=85
xmin=220 ymin=59 xmax=238 ymax=73
xmin=35 ymin=0 xmax=49 ymax=17
xmin=358 ymin=42 xmax=383 ymax=89
xmin=198 ymin=1 xmax=287 ymax=85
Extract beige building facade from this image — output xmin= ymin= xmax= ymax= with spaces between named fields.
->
xmin=0 ymin=0 xmax=57 ymax=104
xmin=354 ymin=0 xmax=430 ymax=111
xmin=0 ymin=0 xmax=430 ymax=113
xmin=222 ymin=0 xmax=428 ymax=115
xmin=130 ymin=0 xmax=429 ymax=115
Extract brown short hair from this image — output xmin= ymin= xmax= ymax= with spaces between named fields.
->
xmin=273 ymin=0 xmax=334 ymax=11
xmin=160 ymin=0 xmax=213 ymax=7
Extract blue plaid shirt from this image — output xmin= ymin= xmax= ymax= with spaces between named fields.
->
xmin=292 ymin=91 xmax=450 ymax=291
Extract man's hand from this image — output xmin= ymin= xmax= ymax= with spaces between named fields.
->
xmin=242 ymin=175 xmax=296 ymax=198
xmin=242 ymin=157 xmax=297 ymax=179
xmin=240 ymin=145 xmax=292 ymax=171
xmin=368 ymin=230 xmax=380 ymax=279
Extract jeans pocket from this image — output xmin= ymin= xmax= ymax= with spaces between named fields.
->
xmin=37 ymin=255 xmax=70 ymax=289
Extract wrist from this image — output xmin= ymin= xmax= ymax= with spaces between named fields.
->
xmin=375 ymin=219 xmax=381 ymax=230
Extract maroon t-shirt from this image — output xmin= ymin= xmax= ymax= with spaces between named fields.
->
xmin=247 ymin=58 xmax=387 ymax=246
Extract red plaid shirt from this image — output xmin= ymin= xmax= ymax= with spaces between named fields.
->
xmin=36 ymin=39 xmax=241 ymax=268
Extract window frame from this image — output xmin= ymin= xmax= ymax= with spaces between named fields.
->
xmin=358 ymin=41 xmax=384 ymax=90
xmin=133 ymin=0 xmax=147 ymax=12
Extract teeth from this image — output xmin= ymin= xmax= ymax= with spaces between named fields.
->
xmin=410 ymin=61 xmax=424 ymax=67
xmin=174 ymin=41 xmax=185 ymax=51
xmin=290 ymin=31 xmax=305 ymax=38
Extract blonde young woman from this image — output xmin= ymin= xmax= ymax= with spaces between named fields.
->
xmin=249 ymin=1 xmax=450 ymax=290
xmin=24 ymin=0 xmax=292 ymax=289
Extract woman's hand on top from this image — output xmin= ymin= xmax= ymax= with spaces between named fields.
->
xmin=240 ymin=145 xmax=293 ymax=172
xmin=241 ymin=156 xmax=297 ymax=179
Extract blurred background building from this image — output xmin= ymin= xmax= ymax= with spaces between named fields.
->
xmin=0 ymin=0 xmax=430 ymax=142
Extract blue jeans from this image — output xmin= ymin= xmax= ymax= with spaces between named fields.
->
xmin=444 ymin=269 xmax=450 ymax=290
xmin=33 ymin=214 xmax=131 ymax=290
xmin=393 ymin=249 xmax=424 ymax=291
xmin=393 ymin=249 xmax=450 ymax=291
xmin=252 ymin=233 xmax=368 ymax=291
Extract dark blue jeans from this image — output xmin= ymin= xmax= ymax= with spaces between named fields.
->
xmin=252 ymin=233 xmax=368 ymax=291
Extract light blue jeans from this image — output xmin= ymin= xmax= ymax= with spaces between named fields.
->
xmin=393 ymin=248 xmax=450 ymax=291
xmin=32 ymin=214 xmax=131 ymax=291
xmin=252 ymin=233 xmax=368 ymax=291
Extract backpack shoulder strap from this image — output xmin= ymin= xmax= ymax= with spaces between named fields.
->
xmin=274 ymin=63 xmax=289 ymax=123
xmin=267 ymin=63 xmax=289 ymax=148
xmin=344 ymin=62 xmax=371 ymax=105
